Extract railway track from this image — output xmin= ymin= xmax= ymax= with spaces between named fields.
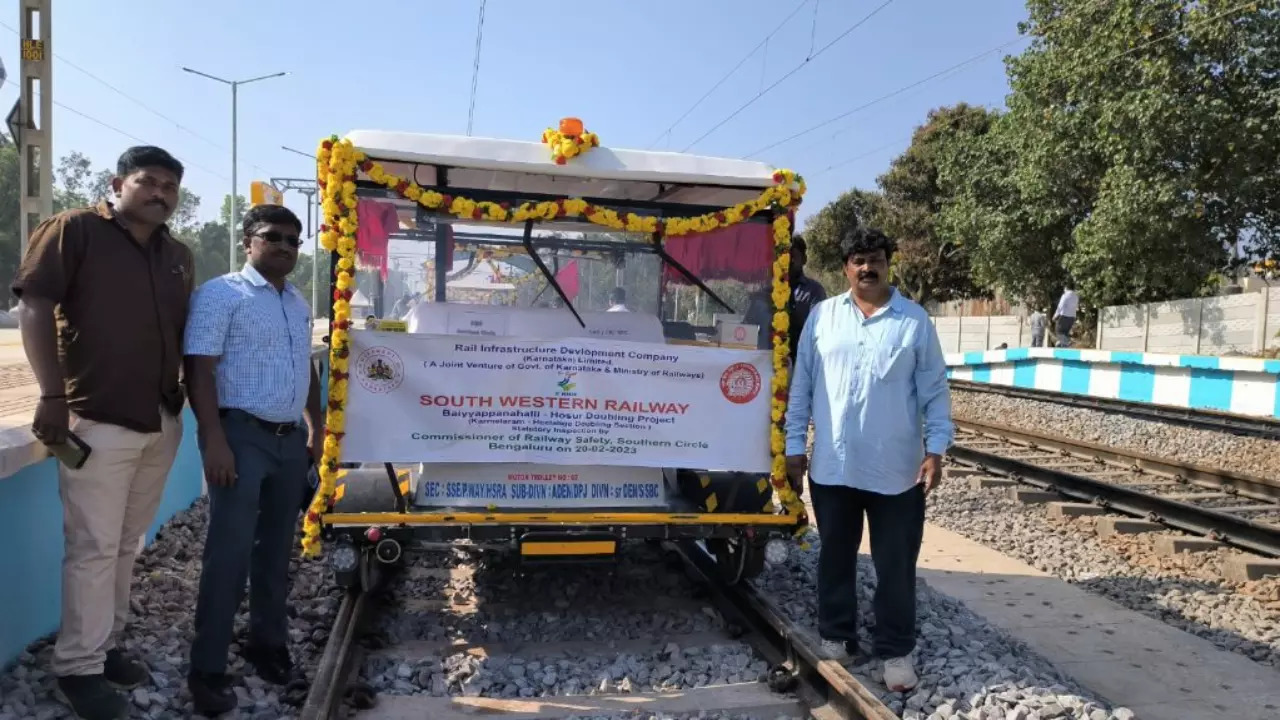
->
xmin=950 ymin=418 xmax=1280 ymax=557
xmin=299 ymin=541 xmax=896 ymax=720
xmin=949 ymin=379 xmax=1280 ymax=440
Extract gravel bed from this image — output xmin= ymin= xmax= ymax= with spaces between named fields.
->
xmin=927 ymin=474 xmax=1280 ymax=670
xmin=380 ymin=548 xmax=726 ymax=645
xmin=952 ymin=389 xmax=1280 ymax=477
xmin=363 ymin=544 xmax=774 ymax=703
xmin=0 ymin=497 xmax=337 ymax=720
xmin=752 ymin=536 xmax=1130 ymax=720
xmin=364 ymin=641 xmax=767 ymax=698
xmin=561 ymin=715 xmax=800 ymax=720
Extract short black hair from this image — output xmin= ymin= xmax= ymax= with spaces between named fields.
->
xmin=242 ymin=203 xmax=302 ymax=236
xmin=791 ymin=234 xmax=807 ymax=254
xmin=840 ymin=226 xmax=897 ymax=264
xmin=117 ymin=146 xmax=184 ymax=181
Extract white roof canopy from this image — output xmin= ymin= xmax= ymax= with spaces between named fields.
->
xmin=345 ymin=130 xmax=778 ymax=209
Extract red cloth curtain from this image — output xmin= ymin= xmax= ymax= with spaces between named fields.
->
xmin=661 ymin=223 xmax=772 ymax=284
xmin=555 ymin=260 xmax=581 ymax=300
xmin=355 ymin=199 xmax=401 ymax=280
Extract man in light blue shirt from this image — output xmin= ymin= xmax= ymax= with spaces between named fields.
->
xmin=785 ymin=226 xmax=953 ymax=693
xmin=182 ymin=204 xmax=322 ymax=716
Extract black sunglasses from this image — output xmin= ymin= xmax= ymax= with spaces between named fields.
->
xmin=253 ymin=230 xmax=303 ymax=248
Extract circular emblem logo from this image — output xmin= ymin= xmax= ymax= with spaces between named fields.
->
xmin=355 ymin=346 xmax=404 ymax=394
xmin=733 ymin=326 xmax=747 ymax=342
xmin=720 ymin=362 xmax=761 ymax=404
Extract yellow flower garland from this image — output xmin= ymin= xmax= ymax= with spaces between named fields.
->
xmin=542 ymin=126 xmax=599 ymax=165
xmin=301 ymin=136 xmax=807 ymax=556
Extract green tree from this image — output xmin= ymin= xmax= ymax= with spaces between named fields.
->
xmin=801 ymin=188 xmax=887 ymax=274
xmin=0 ymin=144 xmax=20 ymax=301
xmin=53 ymin=151 xmax=95 ymax=212
xmin=876 ymin=103 xmax=997 ymax=305
xmin=936 ymin=115 xmax=1072 ymax=313
xmin=942 ymin=0 xmax=1279 ymax=312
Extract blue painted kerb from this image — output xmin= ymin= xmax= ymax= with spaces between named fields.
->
xmin=0 ymin=409 xmax=205 ymax=668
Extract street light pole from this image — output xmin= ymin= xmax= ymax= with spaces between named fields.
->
xmin=282 ymin=146 xmax=322 ymax=317
xmin=183 ymin=67 xmax=288 ymax=273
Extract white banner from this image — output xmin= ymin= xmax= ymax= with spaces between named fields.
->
xmin=416 ymin=464 xmax=665 ymax=508
xmin=343 ymin=331 xmax=772 ymax=472
xmin=405 ymin=302 xmax=666 ymax=343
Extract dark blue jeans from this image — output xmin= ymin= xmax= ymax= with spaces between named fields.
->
xmin=1055 ymin=316 xmax=1076 ymax=347
xmin=810 ymin=482 xmax=925 ymax=658
xmin=190 ymin=410 xmax=309 ymax=674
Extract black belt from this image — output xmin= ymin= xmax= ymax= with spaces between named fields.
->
xmin=219 ymin=408 xmax=301 ymax=437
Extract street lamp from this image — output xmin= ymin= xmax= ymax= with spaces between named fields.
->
xmin=282 ymin=146 xmax=322 ymax=317
xmin=182 ymin=67 xmax=288 ymax=272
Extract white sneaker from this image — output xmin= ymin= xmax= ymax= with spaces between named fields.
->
xmin=883 ymin=652 xmax=918 ymax=692
xmin=818 ymin=639 xmax=851 ymax=662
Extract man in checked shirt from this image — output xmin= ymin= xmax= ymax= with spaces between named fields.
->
xmin=182 ymin=204 xmax=323 ymax=716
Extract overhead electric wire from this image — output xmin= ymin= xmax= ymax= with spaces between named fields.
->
xmin=779 ymin=0 xmax=1263 ymax=174
xmin=747 ymin=39 xmax=1021 ymax=158
xmin=3 ymin=78 xmax=230 ymax=182
xmin=0 ymin=19 xmax=272 ymax=177
xmin=807 ymin=0 xmax=822 ymax=57
xmin=465 ymin=0 xmax=488 ymax=136
xmin=811 ymin=136 xmax=911 ymax=177
xmin=679 ymin=0 xmax=900 ymax=153
xmin=646 ymin=0 xmax=811 ymax=149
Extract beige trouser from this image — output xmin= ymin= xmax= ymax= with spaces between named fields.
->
xmin=51 ymin=409 xmax=182 ymax=677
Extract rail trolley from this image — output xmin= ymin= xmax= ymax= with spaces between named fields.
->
xmin=307 ymin=125 xmax=807 ymax=588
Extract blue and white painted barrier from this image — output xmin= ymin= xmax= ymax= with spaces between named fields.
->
xmin=0 ymin=409 xmax=204 ymax=668
xmin=947 ymin=348 xmax=1280 ymax=419
xmin=0 ymin=348 xmax=331 ymax=668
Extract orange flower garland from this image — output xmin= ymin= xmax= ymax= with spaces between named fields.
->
xmin=300 ymin=135 xmax=808 ymax=556
xmin=541 ymin=118 xmax=599 ymax=164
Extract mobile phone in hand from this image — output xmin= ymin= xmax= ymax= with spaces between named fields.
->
xmin=47 ymin=430 xmax=92 ymax=469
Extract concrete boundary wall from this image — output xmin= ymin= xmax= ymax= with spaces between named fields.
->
xmin=0 ymin=347 xmax=331 ymax=668
xmin=932 ymin=315 xmax=1031 ymax=353
xmin=946 ymin=347 xmax=1280 ymax=419
xmin=1098 ymin=288 xmax=1280 ymax=354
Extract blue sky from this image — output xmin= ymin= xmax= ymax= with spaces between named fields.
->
xmin=1 ymin=0 xmax=1030 ymax=234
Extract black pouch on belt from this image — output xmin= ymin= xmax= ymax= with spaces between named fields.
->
xmin=300 ymin=459 xmax=320 ymax=514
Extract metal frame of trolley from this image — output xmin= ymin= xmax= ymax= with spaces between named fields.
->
xmin=314 ymin=131 xmax=801 ymax=589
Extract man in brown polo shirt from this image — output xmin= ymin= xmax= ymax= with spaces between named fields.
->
xmin=13 ymin=146 xmax=193 ymax=720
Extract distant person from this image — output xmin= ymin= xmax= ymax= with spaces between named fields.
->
xmin=13 ymin=146 xmax=192 ymax=720
xmin=785 ymin=226 xmax=952 ymax=693
xmin=390 ymin=292 xmax=411 ymax=318
xmin=1053 ymin=284 xmax=1079 ymax=348
xmin=184 ymin=204 xmax=322 ymax=715
xmin=606 ymin=287 xmax=630 ymax=312
xmin=744 ymin=234 xmax=827 ymax=359
xmin=1028 ymin=308 xmax=1048 ymax=347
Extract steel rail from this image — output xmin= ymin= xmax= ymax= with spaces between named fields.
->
xmin=951 ymin=421 xmax=1280 ymax=558
xmin=949 ymin=379 xmax=1280 ymax=441
xmin=298 ymin=589 xmax=369 ymax=720
xmin=298 ymin=543 xmax=894 ymax=720
xmin=954 ymin=418 xmax=1280 ymax=502
xmin=673 ymin=540 xmax=897 ymax=720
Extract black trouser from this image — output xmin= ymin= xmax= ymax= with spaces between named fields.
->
xmin=1055 ymin=316 xmax=1075 ymax=347
xmin=809 ymin=481 xmax=925 ymax=658
xmin=191 ymin=410 xmax=309 ymax=674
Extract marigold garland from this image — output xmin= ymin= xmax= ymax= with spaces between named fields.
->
xmin=300 ymin=136 xmax=808 ymax=556
xmin=541 ymin=125 xmax=599 ymax=165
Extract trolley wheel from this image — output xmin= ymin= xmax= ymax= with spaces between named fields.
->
xmin=707 ymin=536 xmax=765 ymax=585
